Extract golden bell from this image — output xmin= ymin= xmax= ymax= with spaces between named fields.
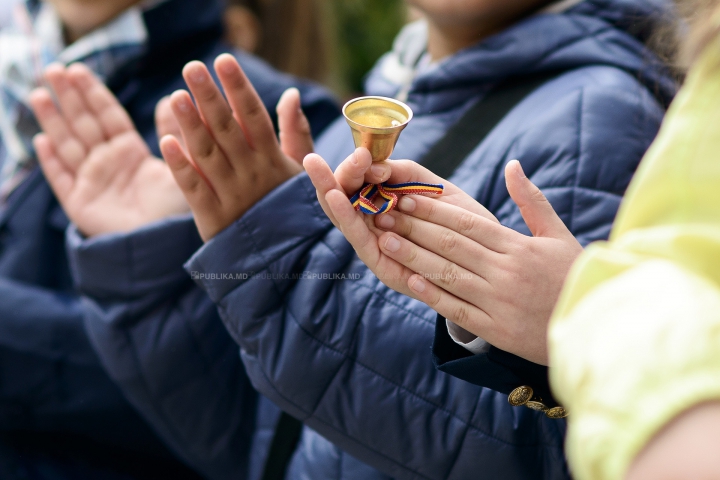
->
xmin=342 ymin=96 xmax=413 ymax=163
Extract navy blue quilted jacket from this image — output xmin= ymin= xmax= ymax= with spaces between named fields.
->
xmin=67 ymin=0 xmax=675 ymax=479
xmin=0 ymin=0 xmax=338 ymax=478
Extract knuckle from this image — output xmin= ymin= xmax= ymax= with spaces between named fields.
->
xmin=456 ymin=211 xmax=476 ymax=234
xmin=404 ymin=244 xmax=419 ymax=265
xmin=530 ymin=187 xmax=548 ymax=204
xmin=195 ymin=139 xmax=218 ymax=161
xmin=438 ymin=230 xmax=458 ymax=255
xmin=188 ymin=175 xmax=206 ymax=195
xmin=425 ymin=200 xmax=439 ymax=220
xmin=215 ymin=115 xmax=237 ymax=137
xmin=199 ymin=85 xmax=219 ymax=102
xmin=402 ymin=217 xmax=414 ymax=237
xmin=515 ymin=239 xmax=538 ymax=258
xmin=440 ymin=262 xmax=460 ymax=288
xmin=244 ymin=101 xmax=264 ymax=119
xmin=227 ymin=69 xmax=247 ymax=90
xmin=393 ymin=215 xmax=412 ymax=238
xmin=451 ymin=304 xmax=470 ymax=326
xmin=425 ymin=289 xmax=442 ymax=308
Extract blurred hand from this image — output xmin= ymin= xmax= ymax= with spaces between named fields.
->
xmin=306 ymin=154 xmax=582 ymax=365
xmin=30 ymin=63 xmax=189 ymax=238
xmin=626 ymin=402 xmax=720 ymax=480
xmin=160 ymin=54 xmax=312 ymax=242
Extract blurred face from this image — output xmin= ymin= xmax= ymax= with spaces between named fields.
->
xmin=406 ymin=0 xmax=551 ymax=59
xmin=47 ymin=0 xmax=144 ymax=43
xmin=408 ymin=0 xmax=549 ymax=27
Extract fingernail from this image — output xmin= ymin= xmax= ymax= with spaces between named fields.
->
xmin=409 ymin=276 xmax=426 ymax=293
xmin=376 ymin=214 xmax=395 ymax=229
xmin=371 ymin=164 xmax=388 ymax=179
xmin=350 ymin=151 xmax=359 ymax=165
xmin=383 ymin=235 xmax=401 ymax=252
xmin=398 ymin=196 xmax=416 ymax=212
xmin=176 ymin=96 xmax=190 ymax=112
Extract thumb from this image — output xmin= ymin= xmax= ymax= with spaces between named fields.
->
xmin=277 ymin=88 xmax=314 ymax=163
xmin=505 ymin=160 xmax=570 ymax=238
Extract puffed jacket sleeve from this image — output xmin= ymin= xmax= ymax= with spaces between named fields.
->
xmin=66 ymin=215 xmax=260 ymax=480
xmin=548 ymin=41 xmax=720 ymax=480
xmin=187 ymin=172 xmax=569 ymax=480
xmin=0 ymin=277 xmax=167 ymax=452
xmin=432 ymin=317 xmax=557 ymax=406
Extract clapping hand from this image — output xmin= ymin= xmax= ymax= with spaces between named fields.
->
xmin=30 ymin=63 xmax=189 ymax=237
xmin=160 ymin=54 xmax=314 ymax=242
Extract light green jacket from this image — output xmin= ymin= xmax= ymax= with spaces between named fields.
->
xmin=548 ymin=38 xmax=720 ymax=479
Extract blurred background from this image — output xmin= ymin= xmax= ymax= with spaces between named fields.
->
xmin=0 ymin=0 xmax=409 ymax=99
xmin=329 ymin=0 xmax=407 ymax=96
xmin=225 ymin=0 xmax=408 ymax=100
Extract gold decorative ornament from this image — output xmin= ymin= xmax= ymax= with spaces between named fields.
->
xmin=508 ymin=386 xmax=534 ymax=407
xmin=343 ymin=96 xmax=413 ymax=163
xmin=545 ymin=407 xmax=568 ymax=419
xmin=524 ymin=400 xmax=549 ymax=412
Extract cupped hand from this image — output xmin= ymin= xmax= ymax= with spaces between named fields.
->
xmin=374 ymin=160 xmax=583 ymax=365
xmin=305 ymin=152 xmax=581 ymax=364
xmin=30 ymin=63 xmax=189 ymax=238
xmin=304 ymin=150 xmax=497 ymax=301
xmin=160 ymin=54 xmax=313 ymax=242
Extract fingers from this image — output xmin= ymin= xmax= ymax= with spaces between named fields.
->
xmin=161 ymin=134 xmax=219 ymax=206
xmin=364 ymin=161 xmax=391 ymax=185
xmin=161 ymin=134 xmax=222 ymax=242
xmin=504 ymin=160 xmax=570 ymax=239
xmin=169 ymin=89 xmax=235 ymax=184
xmin=66 ymin=63 xmax=135 ymax=138
xmin=304 ymin=152 xmax=340 ymax=226
xmin=333 ymin=148 xmax=377 ymax=195
xmin=182 ymin=61 xmax=249 ymax=159
xmin=305 ymin=148 xmax=394 ymax=227
xmin=385 ymin=160 xmax=496 ymax=220
xmin=325 ymin=189 xmax=381 ymax=266
xmin=43 ymin=63 xmax=105 ymax=148
xmin=29 ymin=88 xmax=87 ymax=172
xmin=406 ymin=274 xmax=492 ymax=337
xmin=385 ymin=159 xmax=445 ymax=187
xmin=385 ymin=194 xmax=511 ymax=253
xmin=277 ymin=88 xmax=314 ymax=163
xmin=213 ymin=54 xmax=277 ymax=153
xmin=33 ymin=133 xmax=74 ymax=202
xmin=374 ymin=210 xmax=499 ymax=273
xmin=325 ymin=189 xmax=416 ymax=297
xmin=377 ymin=231 xmax=492 ymax=304
xmin=155 ymin=96 xmax=183 ymax=141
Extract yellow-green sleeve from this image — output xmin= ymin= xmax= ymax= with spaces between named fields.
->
xmin=548 ymin=38 xmax=720 ymax=480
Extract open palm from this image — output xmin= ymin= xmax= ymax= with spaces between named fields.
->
xmin=30 ymin=63 xmax=188 ymax=237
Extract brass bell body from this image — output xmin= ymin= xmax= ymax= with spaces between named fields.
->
xmin=342 ymin=96 xmax=413 ymax=163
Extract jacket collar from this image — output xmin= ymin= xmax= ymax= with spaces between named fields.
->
xmin=366 ymin=0 xmax=677 ymax=115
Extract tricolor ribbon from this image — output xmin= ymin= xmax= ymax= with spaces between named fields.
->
xmin=349 ymin=182 xmax=444 ymax=215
